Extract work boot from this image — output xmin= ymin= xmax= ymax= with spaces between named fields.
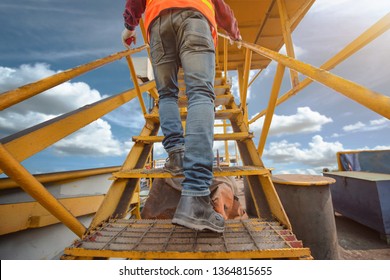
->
xmin=172 ymin=195 xmax=225 ymax=233
xmin=164 ymin=149 xmax=184 ymax=176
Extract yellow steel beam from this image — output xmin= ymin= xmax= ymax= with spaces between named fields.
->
xmin=248 ymin=12 xmax=390 ymax=123
xmin=0 ymin=46 xmax=148 ymax=111
xmin=125 ymin=55 xmax=148 ymax=115
xmin=0 ymin=144 xmax=86 ymax=237
xmin=132 ymin=132 xmax=253 ymax=143
xmin=0 ymin=195 xmax=104 ymax=236
xmin=257 ymin=63 xmax=286 ymax=156
xmin=219 ymin=32 xmax=390 ymax=119
xmin=214 ymin=123 xmax=232 ymax=127
xmin=0 ymin=166 xmax=120 ymax=190
xmin=223 ymin=120 xmax=230 ymax=163
xmin=289 ymin=0 xmax=316 ymax=30
xmin=89 ymin=110 xmax=159 ymax=229
xmin=223 ymin=38 xmax=228 ymax=80
xmin=277 ymin=0 xmax=299 ymax=88
xmin=240 ymin=48 xmax=253 ymax=126
xmin=227 ymin=101 xmax=291 ymax=229
xmin=0 ymin=81 xmax=156 ymax=174
xmin=64 ymin=247 xmax=311 ymax=260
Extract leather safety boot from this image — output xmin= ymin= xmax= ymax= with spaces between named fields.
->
xmin=172 ymin=195 xmax=225 ymax=233
xmin=164 ymin=149 xmax=184 ymax=175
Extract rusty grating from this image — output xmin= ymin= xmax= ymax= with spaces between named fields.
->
xmin=66 ymin=219 xmax=308 ymax=258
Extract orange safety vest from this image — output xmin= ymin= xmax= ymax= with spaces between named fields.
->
xmin=144 ymin=0 xmax=218 ymax=45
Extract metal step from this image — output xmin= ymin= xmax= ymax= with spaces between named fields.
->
xmin=178 ymin=84 xmax=230 ymax=97
xmin=145 ymin=108 xmax=241 ymax=122
xmin=112 ymin=166 xmax=268 ymax=179
xmin=178 ymin=76 xmax=224 ymax=88
xmin=179 ymin=94 xmax=234 ymax=108
xmin=63 ymin=219 xmax=311 ymax=259
xmin=132 ymin=132 xmax=253 ymax=144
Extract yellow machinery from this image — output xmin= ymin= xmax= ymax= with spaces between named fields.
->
xmin=0 ymin=1 xmax=389 ymax=259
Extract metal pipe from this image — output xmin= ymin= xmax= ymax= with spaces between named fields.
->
xmin=0 ymin=144 xmax=86 ymax=237
xmin=0 ymin=46 xmax=148 ymax=111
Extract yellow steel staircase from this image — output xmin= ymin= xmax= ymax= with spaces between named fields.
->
xmin=61 ymin=64 xmax=310 ymax=260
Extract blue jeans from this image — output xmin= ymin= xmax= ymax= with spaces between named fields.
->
xmin=149 ymin=9 xmax=215 ymax=196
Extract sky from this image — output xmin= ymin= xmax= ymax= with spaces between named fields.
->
xmin=0 ymin=0 xmax=389 ymax=176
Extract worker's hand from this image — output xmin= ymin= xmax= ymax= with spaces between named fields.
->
xmin=229 ymin=35 xmax=242 ymax=49
xmin=122 ymin=28 xmax=137 ymax=48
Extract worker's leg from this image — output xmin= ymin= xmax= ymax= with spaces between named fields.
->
xmin=149 ymin=14 xmax=185 ymax=173
xmin=172 ymin=10 xmax=224 ymax=233
xmin=178 ymin=10 xmax=215 ymax=197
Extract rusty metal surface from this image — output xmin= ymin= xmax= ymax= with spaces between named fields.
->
xmin=65 ymin=219 xmax=309 ymax=259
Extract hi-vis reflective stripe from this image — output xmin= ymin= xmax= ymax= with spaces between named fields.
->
xmin=147 ymin=0 xmax=215 ymax=16
xmin=201 ymin=0 xmax=215 ymax=16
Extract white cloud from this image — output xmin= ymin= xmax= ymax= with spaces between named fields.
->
xmin=53 ymin=119 xmax=132 ymax=156
xmin=250 ymin=107 xmax=333 ymax=136
xmin=0 ymin=63 xmax=131 ymax=157
xmin=264 ymin=135 xmax=343 ymax=167
xmin=343 ymin=121 xmax=365 ymax=132
xmin=343 ymin=118 xmax=389 ymax=132
xmin=229 ymin=70 xmax=258 ymax=101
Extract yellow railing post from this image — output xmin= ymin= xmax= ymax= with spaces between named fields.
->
xmin=223 ymin=38 xmax=228 ymax=81
xmin=240 ymin=48 xmax=252 ymax=126
xmin=0 ymin=144 xmax=86 ymax=237
xmin=125 ymin=55 xmax=148 ymax=115
xmin=257 ymin=63 xmax=286 ymax=156
xmin=277 ymin=0 xmax=299 ymax=88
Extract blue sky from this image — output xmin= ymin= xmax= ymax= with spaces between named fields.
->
xmin=0 ymin=0 xmax=389 ymax=176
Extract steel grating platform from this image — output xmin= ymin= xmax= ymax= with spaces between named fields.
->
xmin=63 ymin=219 xmax=311 ymax=259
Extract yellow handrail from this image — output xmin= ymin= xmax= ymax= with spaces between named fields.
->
xmin=0 ymin=46 xmax=148 ymax=111
xmin=219 ymin=31 xmax=390 ymax=119
xmin=249 ymin=12 xmax=390 ymax=124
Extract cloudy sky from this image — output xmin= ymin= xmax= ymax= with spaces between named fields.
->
xmin=0 ymin=0 xmax=389 ymax=176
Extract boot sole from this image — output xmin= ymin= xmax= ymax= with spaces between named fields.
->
xmin=172 ymin=214 xmax=224 ymax=233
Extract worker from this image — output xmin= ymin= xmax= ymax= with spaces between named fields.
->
xmin=122 ymin=0 xmax=241 ymax=233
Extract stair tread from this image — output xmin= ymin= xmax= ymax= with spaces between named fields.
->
xmin=64 ymin=218 xmax=310 ymax=259
xmin=112 ymin=165 xmax=268 ymax=179
xmin=145 ymin=108 xmax=241 ymax=122
xmin=179 ymin=94 xmax=234 ymax=108
xmin=132 ymin=132 xmax=253 ymax=143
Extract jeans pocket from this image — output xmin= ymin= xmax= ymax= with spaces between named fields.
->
xmin=149 ymin=18 xmax=165 ymax=64
xmin=182 ymin=19 xmax=214 ymax=52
